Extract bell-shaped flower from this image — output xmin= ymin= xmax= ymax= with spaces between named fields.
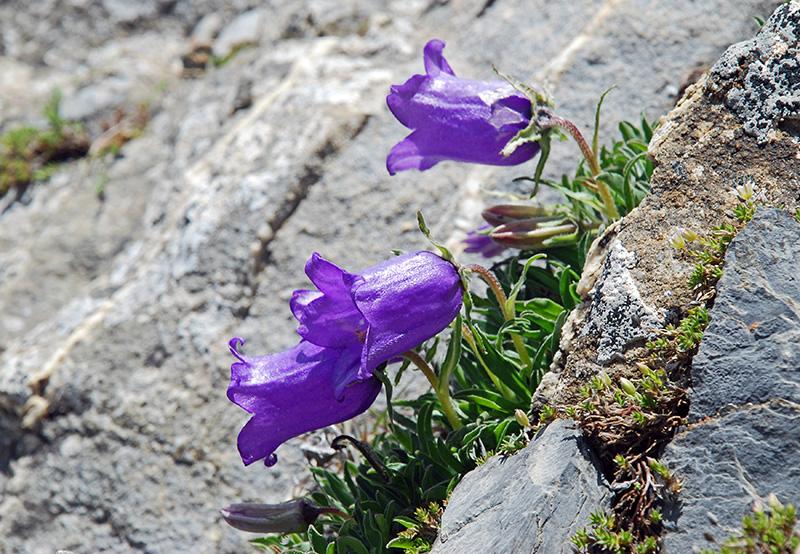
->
xmin=386 ymin=39 xmax=540 ymax=175
xmin=228 ymin=251 xmax=463 ymax=466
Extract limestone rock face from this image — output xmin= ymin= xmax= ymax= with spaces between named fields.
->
xmin=661 ymin=209 xmax=800 ymax=552
xmin=433 ymin=420 xmax=610 ymax=554
xmin=0 ymin=0 xmax=791 ymax=552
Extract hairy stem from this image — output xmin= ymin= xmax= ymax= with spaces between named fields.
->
xmin=403 ymin=350 xmax=463 ymax=430
xmin=466 ymin=264 xmax=532 ymax=369
xmin=537 ymin=110 xmax=620 ymax=220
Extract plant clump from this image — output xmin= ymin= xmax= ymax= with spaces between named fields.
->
xmin=702 ymin=495 xmax=799 ymax=554
xmin=0 ymin=91 xmax=89 ymax=196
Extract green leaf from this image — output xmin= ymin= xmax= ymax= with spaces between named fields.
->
xmin=337 ymin=536 xmax=369 ymax=554
xmin=416 ymin=210 xmax=453 ymax=262
xmin=506 ymin=254 xmax=547 ymax=312
xmin=438 ymin=315 xmax=462 ymax=396
xmin=386 ymin=537 xmax=419 ymax=549
xmin=532 ymin=132 xmax=551 ymax=193
xmin=501 ymin=119 xmax=542 ymax=157
xmin=309 ymin=525 xmax=329 ymax=552
xmin=592 ymin=86 xmax=616 ymax=160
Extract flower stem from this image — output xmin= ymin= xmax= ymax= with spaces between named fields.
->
xmin=466 ymin=264 xmax=532 ymax=369
xmin=403 ymin=350 xmax=463 ymax=430
xmin=536 ymin=109 xmax=620 ymax=220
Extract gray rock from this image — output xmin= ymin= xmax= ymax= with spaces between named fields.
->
xmin=212 ymin=9 xmax=265 ymax=58
xmin=581 ymin=241 xmax=663 ymax=365
xmin=60 ymin=79 xmax=128 ymax=121
xmin=662 ymin=209 xmax=800 ymax=552
xmin=662 ymin=403 xmax=800 ymax=553
xmin=191 ymin=12 xmax=224 ymax=45
xmin=433 ymin=420 xmax=610 ymax=554
xmin=690 ymin=209 xmax=800 ymax=420
xmin=708 ymin=2 xmax=800 ymax=144
xmin=102 ymin=0 xmax=159 ymax=24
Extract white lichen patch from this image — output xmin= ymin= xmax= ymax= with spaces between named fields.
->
xmin=582 ymin=241 xmax=663 ymax=365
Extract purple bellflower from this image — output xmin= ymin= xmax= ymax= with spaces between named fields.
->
xmin=228 ymin=251 xmax=463 ymax=466
xmin=386 ymin=39 xmax=540 ymax=175
xmin=463 ymin=225 xmax=507 ymax=258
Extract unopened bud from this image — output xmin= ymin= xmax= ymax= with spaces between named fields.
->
xmin=515 ymin=409 xmax=531 ymax=428
xmin=766 ymin=493 xmax=783 ymax=510
xmin=490 ymin=219 xmax=577 ymax=248
xmin=735 ymin=181 xmax=755 ymax=201
xmin=482 ymin=204 xmax=558 ymax=226
xmin=681 ymin=228 xmax=699 ymax=242
xmin=669 ymin=233 xmax=686 ymax=250
xmin=597 ymin=370 xmax=612 ymax=389
xmin=619 ymin=377 xmax=637 ymax=396
xmin=220 ymin=499 xmax=322 ymax=534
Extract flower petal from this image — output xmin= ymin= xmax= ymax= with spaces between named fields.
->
xmin=291 ymin=289 xmax=364 ymax=348
xmin=423 ymin=39 xmax=455 ymax=77
xmin=386 ymin=130 xmax=439 ymax=175
xmin=387 ymin=125 xmax=539 ymax=175
xmin=304 ymin=252 xmax=354 ymax=299
xmin=293 ymin=253 xmax=364 ymax=348
xmin=348 ymin=251 xmax=463 ymax=379
xmin=228 ymin=340 xmax=380 ymax=466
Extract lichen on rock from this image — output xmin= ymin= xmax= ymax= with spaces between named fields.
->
xmin=707 ymin=2 xmax=800 ymax=144
xmin=581 ymin=241 xmax=663 ymax=365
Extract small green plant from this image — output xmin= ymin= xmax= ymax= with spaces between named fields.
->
xmin=572 ymin=511 xmax=658 ymax=554
xmin=0 ymin=90 xmax=89 ymax=196
xmin=646 ymin=306 xmax=709 ymax=359
xmin=386 ymin=502 xmax=445 ymax=553
xmin=702 ymin=496 xmax=800 ymax=554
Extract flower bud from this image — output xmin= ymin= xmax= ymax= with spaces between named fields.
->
xmin=490 ymin=219 xmax=577 ymax=249
xmin=619 ymin=377 xmax=637 ymax=396
xmin=766 ymin=493 xmax=783 ymax=510
xmin=668 ymin=232 xmax=686 ymax=250
xmin=735 ymin=181 xmax=755 ymax=201
xmin=634 ymin=362 xmax=649 ymax=373
xmin=481 ymin=204 xmax=558 ymax=226
xmin=597 ymin=370 xmax=612 ymax=389
xmin=220 ymin=499 xmax=322 ymax=534
xmin=515 ymin=408 xmax=531 ymax=428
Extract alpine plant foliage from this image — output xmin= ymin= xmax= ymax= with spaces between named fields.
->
xmin=222 ymin=36 xmax=656 ymax=553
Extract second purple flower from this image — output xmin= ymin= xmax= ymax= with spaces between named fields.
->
xmin=386 ymin=39 xmax=540 ymax=175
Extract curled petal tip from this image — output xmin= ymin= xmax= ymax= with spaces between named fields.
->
xmin=229 ymin=337 xmax=247 ymax=362
xmin=423 ymin=39 xmax=455 ymax=76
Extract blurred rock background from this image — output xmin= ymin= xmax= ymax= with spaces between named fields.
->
xmin=0 ymin=0 xmax=780 ymax=551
